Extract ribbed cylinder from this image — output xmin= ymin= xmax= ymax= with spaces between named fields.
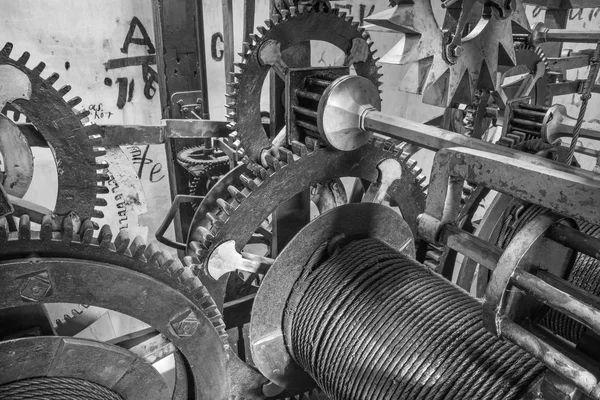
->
xmin=284 ymin=238 xmax=544 ymax=400
xmin=495 ymin=203 xmax=600 ymax=343
xmin=0 ymin=377 xmax=123 ymax=400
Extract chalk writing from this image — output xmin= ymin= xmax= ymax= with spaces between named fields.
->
xmin=88 ymin=103 xmax=114 ymax=119
xmin=128 ymin=146 xmax=165 ymax=183
xmin=211 ymin=32 xmax=225 ymax=61
xmin=105 ymin=17 xmax=158 ymax=109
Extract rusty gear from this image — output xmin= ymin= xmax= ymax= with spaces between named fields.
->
xmin=0 ymin=215 xmax=229 ymax=399
xmin=0 ymin=42 xmax=108 ymax=220
xmin=187 ymin=137 xmax=427 ymax=308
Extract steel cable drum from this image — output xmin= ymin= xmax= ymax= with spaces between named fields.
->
xmin=283 ymin=238 xmax=545 ymax=400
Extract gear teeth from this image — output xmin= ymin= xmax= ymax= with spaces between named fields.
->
xmin=96 ymin=173 xmax=110 ymax=183
xmin=248 ymin=33 xmax=260 ymax=44
xmin=264 ymin=153 xmax=282 ymax=171
xmin=278 ymin=148 xmax=295 ymax=164
xmin=98 ymin=225 xmax=113 ymax=247
xmin=1 ymin=42 xmax=13 ymax=56
xmin=217 ymin=198 xmax=235 ymax=215
xmin=32 ymin=62 xmax=46 ymax=75
xmin=280 ymin=9 xmax=290 ymax=19
xmin=94 ymin=146 xmax=107 ymax=157
xmin=206 ymin=212 xmax=224 ymax=228
xmin=96 ymin=160 xmax=109 ymax=169
xmin=46 ymin=73 xmax=60 ymax=85
xmin=143 ymin=242 xmax=162 ymax=265
xmin=233 ymin=62 xmax=245 ymax=71
xmin=92 ymin=209 xmax=105 ymax=219
xmin=17 ymin=52 xmax=30 ymax=64
xmin=189 ymin=240 xmax=207 ymax=260
xmin=18 ymin=215 xmax=31 ymax=240
xmin=271 ymin=13 xmax=281 ymax=24
xmin=292 ymin=141 xmax=308 ymax=156
xmin=80 ymin=219 xmax=95 ymax=244
xmin=162 ymin=258 xmax=181 ymax=276
xmin=114 ymin=229 xmax=130 ymax=253
xmin=345 ymin=15 xmax=354 ymax=23
xmin=331 ymin=8 xmax=339 ymax=15
xmin=225 ymin=103 xmax=237 ymax=111
xmin=96 ymin=185 xmax=110 ymax=195
xmin=62 ymin=216 xmax=74 ymax=243
xmin=40 ymin=215 xmax=53 ymax=241
xmin=130 ymin=236 xmax=147 ymax=259
xmin=240 ymin=173 xmax=258 ymax=190
xmin=67 ymin=97 xmax=82 ymax=107
xmin=77 ymin=110 xmax=90 ymax=120
xmin=247 ymin=162 xmax=269 ymax=180
xmin=227 ymin=185 xmax=247 ymax=203
xmin=264 ymin=19 xmax=274 ymax=29
xmin=58 ymin=85 xmax=71 ymax=96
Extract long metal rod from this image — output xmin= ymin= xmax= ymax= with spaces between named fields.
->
xmin=361 ymin=109 xmax=600 ymax=182
xmin=546 ymin=29 xmax=600 ymax=44
xmin=438 ymin=224 xmax=502 ymax=271
xmin=500 ymin=317 xmax=600 ymax=399
xmin=546 ymin=223 xmax=600 ymax=261
xmin=512 ymin=269 xmax=600 ymax=337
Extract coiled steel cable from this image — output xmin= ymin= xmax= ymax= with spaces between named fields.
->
xmin=284 ymin=238 xmax=544 ymax=400
xmin=494 ymin=203 xmax=600 ymax=343
xmin=0 ymin=377 xmax=123 ymax=400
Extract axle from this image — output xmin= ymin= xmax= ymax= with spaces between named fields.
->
xmin=529 ymin=22 xmax=600 ymax=47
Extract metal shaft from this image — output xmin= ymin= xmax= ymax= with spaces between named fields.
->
xmin=545 ymin=29 xmax=600 ymax=44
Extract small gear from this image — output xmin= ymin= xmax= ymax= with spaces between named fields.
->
xmin=227 ymin=7 xmax=382 ymax=162
xmin=0 ymin=42 xmax=108 ymax=221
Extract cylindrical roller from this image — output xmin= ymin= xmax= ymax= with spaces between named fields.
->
xmin=0 ymin=377 xmax=122 ymax=400
xmin=283 ymin=238 xmax=544 ymax=400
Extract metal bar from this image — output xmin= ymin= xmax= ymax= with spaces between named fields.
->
xmin=512 ymin=269 xmax=600 ymax=337
xmin=195 ymin=0 xmax=210 ymax=119
xmin=499 ymin=317 xmax=600 ymax=399
xmin=155 ymin=194 xmax=204 ymax=250
xmin=547 ymin=223 xmax=600 ymax=261
xmin=242 ymin=0 xmax=255 ymax=44
xmin=222 ymin=0 xmax=235 ymax=97
xmin=547 ymin=29 xmax=600 ymax=44
xmin=164 ymin=119 xmax=232 ymax=138
xmin=292 ymin=105 xmax=318 ymax=119
xmin=438 ymin=224 xmax=502 ymax=271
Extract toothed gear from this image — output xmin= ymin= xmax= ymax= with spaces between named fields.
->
xmin=510 ymin=43 xmax=549 ymax=105
xmin=177 ymin=145 xmax=231 ymax=176
xmin=228 ymin=7 xmax=382 ymax=162
xmin=0 ymin=42 xmax=108 ymax=220
xmin=365 ymin=1 xmax=530 ymax=107
xmin=0 ymin=215 xmax=230 ymax=399
xmin=186 ymin=137 xmax=427 ymax=308
xmin=0 ymin=214 xmax=229 ymax=351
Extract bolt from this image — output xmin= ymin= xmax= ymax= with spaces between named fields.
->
xmin=451 ymin=45 xmax=463 ymax=58
xmin=170 ymin=310 xmax=199 ymax=338
xmin=20 ymin=273 xmax=52 ymax=302
xmin=182 ymin=107 xmax=190 ymax=113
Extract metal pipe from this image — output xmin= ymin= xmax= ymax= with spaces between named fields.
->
xmin=438 ymin=224 xmax=502 ymax=271
xmin=511 ymin=269 xmax=600 ymax=337
xmin=499 ymin=317 xmax=600 ymax=399
xmin=546 ymin=223 xmax=600 ymax=261
xmin=545 ymin=29 xmax=600 ymax=44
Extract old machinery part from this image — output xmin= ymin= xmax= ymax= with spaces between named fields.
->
xmin=0 ymin=42 xmax=108 ymax=223
xmin=501 ymin=100 xmax=600 ymax=159
xmin=186 ymin=137 xmax=427 ymax=308
xmin=0 ymin=114 xmax=33 ymax=199
xmin=0 ymin=336 xmax=169 ymax=400
xmin=528 ymin=22 xmax=600 ymax=47
xmin=0 ymin=214 xmax=230 ymax=399
xmin=498 ymin=44 xmax=549 ymax=107
xmin=227 ymin=6 xmax=381 ymax=162
xmin=176 ymin=144 xmax=230 ymax=177
xmin=482 ymin=213 xmax=600 ymax=398
xmin=251 ymin=204 xmax=544 ymax=399
xmin=364 ymin=0 xmax=530 ymax=107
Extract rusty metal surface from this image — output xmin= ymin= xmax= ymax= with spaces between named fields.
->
xmin=0 ymin=336 xmax=170 ymax=400
xmin=422 ymin=147 xmax=600 ymax=236
xmin=228 ymin=7 xmax=381 ymax=162
xmin=365 ymin=0 xmax=529 ymax=107
xmin=0 ymin=257 xmax=229 ymax=399
xmin=0 ymin=42 xmax=108 ymax=221
xmin=250 ymin=203 xmax=414 ymax=390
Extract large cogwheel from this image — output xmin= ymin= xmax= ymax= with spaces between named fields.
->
xmin=365 ymin=0 xmax=530 ymax=107
xmin=227 ymin=7 xmax=382 ymax=162
xmin=0 ymin=42 xmax=108 ymax=221
xmin=0 ymin=215 xmax=229 ymax=399
xmin=187 ymin=137 xmax=427 ymax=308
